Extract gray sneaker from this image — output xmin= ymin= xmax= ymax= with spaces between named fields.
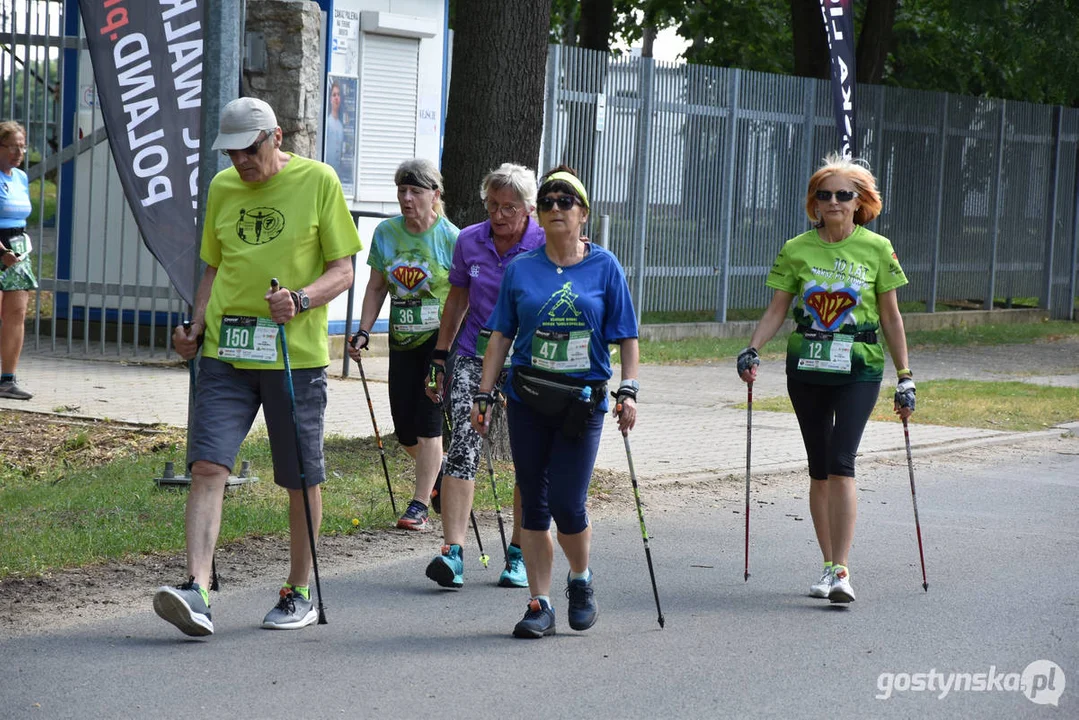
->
xmin=0 ymin=380 xmax=32 ymax=400
xmin=153 ymin=579 xmax=214 ymax=636
xmin=261 ymin=588 xmax=317 ymax=630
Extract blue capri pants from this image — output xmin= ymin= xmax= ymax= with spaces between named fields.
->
xmin=506 ymin=397 xmax=605 ymax=534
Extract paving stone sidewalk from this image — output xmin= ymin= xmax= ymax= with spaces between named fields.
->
xmin=8 ymin=339 xmax=1076 ymax=482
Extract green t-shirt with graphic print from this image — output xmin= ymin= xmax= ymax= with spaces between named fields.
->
xmin=200 ymin=154 xmax=362 ymax=370
xmin=765 ymin=225 xmax=908 ymax=385
xmin=368 ymin=215 xmax=459 ymax=351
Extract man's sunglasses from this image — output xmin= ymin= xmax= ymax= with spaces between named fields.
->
xmin=815 ymin=189 xmax=858 ymax=203
xmin=221 ymin=132 xmax=271 ymax=158
xmin=537 ymin=195 xmax=580 ymax=212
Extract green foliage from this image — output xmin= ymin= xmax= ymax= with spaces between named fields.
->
xmin=548 ymin=0 xmax=1079 ymax=106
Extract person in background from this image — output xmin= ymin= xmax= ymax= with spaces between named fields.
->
xmin=738 ymin=152 xmax=915 ymax=604
xmin=0 ymin=121 xmax=37 ymax=400
xmin=349 ymin=158 xmax=458 ymax=532
xmin=424 ymin=162 xmax=545 ymax=590
xmin=471 ymin=166 xmax=640 ymax=638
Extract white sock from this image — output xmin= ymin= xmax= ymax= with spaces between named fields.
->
xmin=569 ymin=568 xmax=591 ymax=582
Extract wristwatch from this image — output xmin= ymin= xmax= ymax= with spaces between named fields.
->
xmin=619 ymin=379 xmax=640 ymax=393
xmin=291 ymin=289 xmax=311 ymax=313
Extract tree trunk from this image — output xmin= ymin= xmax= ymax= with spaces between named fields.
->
xmin=442 ymin=0 xmax=552 ymax=228
xmin=856 ymin=0 xmax=898 ymax=84
xmin=791 ymin=0 xmax=830 ymax=79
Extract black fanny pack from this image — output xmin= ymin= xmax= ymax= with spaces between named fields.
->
xmin=796 ymin=325 xmax=878 ymax=344
xmin=512 ymin=365 xmax=606 ymax=438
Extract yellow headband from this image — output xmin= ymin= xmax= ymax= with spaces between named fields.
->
xmin=545 ymin=171 xmax=590 ymax=209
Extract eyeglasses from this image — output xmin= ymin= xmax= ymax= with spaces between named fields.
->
xmin=3 ymin=144 xmax=26 ymax=152
xmin=221 ymin=131 xmax=272 ymax=158
xmin=485 ymin=200 xmax=522 ymax=218
xmin=537 ymin=195 xmax=580 ymax=212
xmin=815 ymin=189 xmax=858 ymax=203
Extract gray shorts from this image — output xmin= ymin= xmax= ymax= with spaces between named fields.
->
xmin=444 ymin=356 xmax=484 ymax=481
xmin=187 ymin=356 xmax=327 ymax=489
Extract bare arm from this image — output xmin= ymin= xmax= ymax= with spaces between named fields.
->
xmin=266 ymin=256 xmax=355 ymax=324
xmin=748 ymin=290 xmax=795 ymax=351
xmin=358 ymin=268 xmax=390 ymax=333
xmin=435 ymin=284 xmax=470 ymax=353
xmin=615 ymin=337 xmax=640 ymax=433
xmin=739 ymin=290 xmax=794 ymax=383
xmin=877 ymin=289 xmax=910 ymax=375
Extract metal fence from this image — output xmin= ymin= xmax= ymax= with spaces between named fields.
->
xmin=541 ymin=44 xmax=1079 ymax=321
xmin=5 ymin=0 xmax=189 ymax=362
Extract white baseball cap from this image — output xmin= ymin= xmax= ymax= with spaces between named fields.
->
xmin=211 ymin=97 xmax=278 ymax=151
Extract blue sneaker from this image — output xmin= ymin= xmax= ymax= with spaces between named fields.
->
xmin=565 ymin=572 xmax=598 ymax=631
xmin=498 ymin=544 xmax=528 ymax=588
xmin=512 ymin=597 xmax=556 ymax=638
xmin=396 ymin=500 xmax=429 ymax=531
xmin=425 ymin=544 xmax=464 ymax=588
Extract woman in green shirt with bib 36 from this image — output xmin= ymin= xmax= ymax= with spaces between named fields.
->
xmin=350 ymin=159 xmax=459 ymax=531
xmin=738 ymin=153 xmax=916 ymax=604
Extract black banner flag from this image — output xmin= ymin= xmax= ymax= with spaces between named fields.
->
xmin=819 ymin=0 xmax=856 ymax=158
xmin=78 ymin=0 xmax=202 ymax=306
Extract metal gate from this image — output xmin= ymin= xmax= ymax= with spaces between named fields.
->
xmin=6 ymin=0 xmax=186 ymax=361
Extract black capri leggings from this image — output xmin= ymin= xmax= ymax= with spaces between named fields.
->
xmin=786 ymin=378 xmax=881 ymax=480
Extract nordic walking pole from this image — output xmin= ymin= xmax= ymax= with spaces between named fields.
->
xmin=477 ymin=396 xmax=509 ymax=564
xmin=617 ymin=400 xmax=665 ymax=628
xmin=902 ymin=417 xmax=929 ymax=591
xmin=744 ymin=381 xmax=752 ymax=582
xmin=271 ymin=279 xmax=327 ymax=624
xmin=350 ymin=333 xmax=398 ymax=516
xmin=183 ymin=320 xmax=218 ymax=592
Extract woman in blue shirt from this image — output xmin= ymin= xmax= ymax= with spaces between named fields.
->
xmin=0 ymin=121 xmax=36 ymax=400
xmin=471 ymin=166 xmax=639 ymax=638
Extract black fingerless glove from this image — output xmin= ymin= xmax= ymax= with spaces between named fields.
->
xmin=895 ymin=377 xmax=916 ymax=411
xmin=736 ymin=347 xmax=760 ymax=376
xmin=350 ymin=328 xmax=370 ymax=350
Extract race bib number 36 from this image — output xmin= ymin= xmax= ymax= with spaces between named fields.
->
xmin=531 ymin=329 xmax=590 ymax=373
xmin=218 ymin=316 xmax=279 ymax=362
xmin=796 ymin=334 xmax=853 ymax=373
xmin=391 ymin=297 xmax=441 ymax=334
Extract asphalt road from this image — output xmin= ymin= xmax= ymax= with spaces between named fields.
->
xmin=4 ymin=438 xmax=1076 ymax=719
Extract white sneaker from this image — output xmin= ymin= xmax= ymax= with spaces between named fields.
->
xmin=809 ymin=566 xmax=833 ymax=598
xmin=828 ymin=565 xmax=856 ymax=603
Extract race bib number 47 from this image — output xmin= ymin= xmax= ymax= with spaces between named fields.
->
xmin=531 ymin=329 xmax=590 ymax=373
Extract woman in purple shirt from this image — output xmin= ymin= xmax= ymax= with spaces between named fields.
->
xmin=424 ymin=163 xmax=545 ymax=590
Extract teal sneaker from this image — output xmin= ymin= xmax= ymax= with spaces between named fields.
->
xmin=498 ymin=543 xmax=528 ymax=588
xmin=425 ymin=544 xmax=464 ymax=588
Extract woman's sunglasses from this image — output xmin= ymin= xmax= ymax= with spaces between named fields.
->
xmin=815 ymin=189 xmax=858 ymax=203
xmin=537 ymin=195 xmax=580 ymax=212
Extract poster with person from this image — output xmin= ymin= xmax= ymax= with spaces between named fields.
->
xmin=324 ymin=74 xmax=358 ymax=196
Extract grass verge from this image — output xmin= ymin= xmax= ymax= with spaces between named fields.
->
xmin=0 ymin=416 xmax=516 ymax=580
xmin=746 ymin=380 xmax=1079 ymax=432
xmin=639 ymin=321 xmax=1079 ymax=365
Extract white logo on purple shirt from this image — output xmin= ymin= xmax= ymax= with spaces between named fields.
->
xmin=469 ymin=264 xmax=480 ymax=278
